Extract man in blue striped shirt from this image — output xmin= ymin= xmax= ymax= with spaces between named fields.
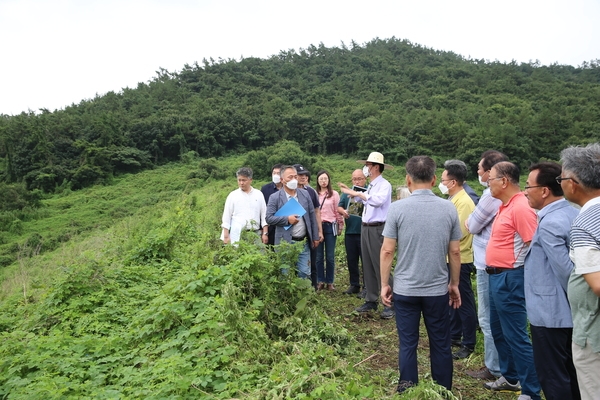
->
xmin=560 ymin=143 xmax=600 ymax=400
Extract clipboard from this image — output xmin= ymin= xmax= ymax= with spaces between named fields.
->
xmin=346 ymin=185 xmax=367 ymax=216
xmin=274 ymin=197 xmax=307 ymax=230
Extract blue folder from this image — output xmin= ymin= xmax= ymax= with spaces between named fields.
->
xmin=274 ymin=197 xmax=307 ymax=230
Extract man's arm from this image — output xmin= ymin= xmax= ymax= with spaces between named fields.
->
xmin=380 ymin=237 xmax=397 ymax=307
xmin=265 ymin=194 xmax=291 ymax=227
xmin=448 ymin=240 xmax=462 ymax=309
xmin=221 ymin=193 xmax=234 ymax=243
xmin=466 ymin=193 xmax=499 ymax=234
xmin=538 ymin=222 xmax=574 ymax=293
xmin=574 ymin=246 xmax=600 ymax=297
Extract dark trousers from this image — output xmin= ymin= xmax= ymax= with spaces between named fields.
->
xmin=345 ymin=233 xmax=362 ymax=287
xmin=449 ymin=263 xmax=477 ymax=348
xmin=393 ymin=292 xmax=453 ymax=390
xmin=530 ymin=325 xmax=581 ymax=400
xmin=310 ymin=247 xmax=318 ymax=288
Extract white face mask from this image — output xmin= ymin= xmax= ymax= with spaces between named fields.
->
xmin=438 ymin=182 xmax=449 ymax=195
xmin=286 ymin=179 xmax=298 ymax=190
xmin=362 ymin=165 xmax=370 ymax=178
xmin=272 ymin=174 xmax=281 ymax=184
xmin=478 ymin=175 xmax=488 ymax=188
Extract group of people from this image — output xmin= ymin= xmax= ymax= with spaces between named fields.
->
xmin=220 ymin=143 xmax=600 ymax=400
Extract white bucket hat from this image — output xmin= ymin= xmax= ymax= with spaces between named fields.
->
xmin=357 ymin=152 xmax=394 ymax=170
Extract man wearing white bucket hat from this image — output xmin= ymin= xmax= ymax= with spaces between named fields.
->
xmin=339 ymin=152 xmax=394 ymax=319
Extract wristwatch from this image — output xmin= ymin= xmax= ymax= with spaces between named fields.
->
xmin=262 ymin=232 xmax=268 ymax=236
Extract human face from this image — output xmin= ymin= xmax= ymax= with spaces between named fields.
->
xmin=282 ymin=168 xmax=298 ymax=184
xmin=440 ymin=170 xmax=455 ymax=188
xmin=351 ymin=170 xmax=367 ymax=187
xmin=237 ymin=175 xmax=252 ymax=192
xmin=557 ymin=170 xmax=579 ymax=203
xmin=524 ymin=169 xmax=544 ymax=209
xmin=317 ymin=173 xmax=329 ymax=189
xmin=297 ymin=174 xmax=309 ymax=186
xmin=477 ymin=159 xmax=489 ymax=180
xmin=487 ymin=167 xmax=505 ymax=199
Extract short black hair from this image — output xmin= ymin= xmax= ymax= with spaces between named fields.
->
xmin=529 ymin=162 xmax=563 ymax=196
xmin=444 ymin=160 xmax=468 ymax=185
xmin=481 ymin=150 xmax=509 ymax=172
xmin=406 ymin=156 xmax=436 ymax=183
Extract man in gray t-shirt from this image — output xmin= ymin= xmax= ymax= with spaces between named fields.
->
xmin=381 ymin=156 xmax=462 ymax=394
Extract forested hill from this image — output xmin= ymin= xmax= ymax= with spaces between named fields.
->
xmin=1 ymin=37 xmax=599 ymax=192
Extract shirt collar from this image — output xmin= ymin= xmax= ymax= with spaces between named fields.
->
xmin=581 ymin=196 xmax=600 ymax=213
xmin=537 ymin=198 xmax=568 ymax=220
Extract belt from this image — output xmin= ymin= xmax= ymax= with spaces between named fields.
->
xmin=362 ymin=222 xmax=384 ymax=226
xmin=291 ymin=236 xmax=306 ymax=241
xmin=485 ymin=265 xmax=524 ymax=275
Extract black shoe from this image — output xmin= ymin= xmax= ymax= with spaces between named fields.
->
xmin=355 ymin=302 xmax=378 ymax=313
xmin=380 ymin=307 xmax=394 ymax=319
xmin=396 ymin=380 xmax=415 ymax=393
xmin=452 ymin=345 xmax=474 ymax=360
xmin=451 ymin=339 xmax=462 ymax=347
xmin=356 ymin=289 xmax=367 ymax=299
xmin=344 ymin=285 xmax=361 ymax=295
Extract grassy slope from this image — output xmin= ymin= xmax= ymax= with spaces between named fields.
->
xmin=0 ymin=155 xmax=525 ymax=399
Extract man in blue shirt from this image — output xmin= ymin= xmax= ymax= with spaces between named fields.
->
xmin=524 ymin=162 xmax=580 ymax=400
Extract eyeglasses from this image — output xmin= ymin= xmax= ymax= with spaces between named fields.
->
xmin=524 ymin=185 xmax=544 ymax=190
xmin=440 ymin=179 xmax=455 ymax=183
xmin=555 ymin=176 xmax=579 ymax=184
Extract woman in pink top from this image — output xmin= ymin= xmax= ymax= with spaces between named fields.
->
xmin=316 ymin=170 xmax=344 ymax=290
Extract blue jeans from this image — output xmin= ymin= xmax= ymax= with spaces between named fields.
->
xmin=489 ymin=268 xmax=541 ymax=399
xmin=449 ymin=263 xmax=477 ymax=349
xmin=393 ymin=292 xmax=453 ymax=390
xmin=476 ymin=269 xmax=501 ymax=376
xmin=295 ymin=240 xmax=311 ymax=279
xmin=316 ymin=222 xmax=337 ymax=284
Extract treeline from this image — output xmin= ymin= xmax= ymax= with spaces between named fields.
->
xmin=1 ymin=37 xmax=599 ymax=196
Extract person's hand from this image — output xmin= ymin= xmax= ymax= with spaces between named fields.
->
xmin=223 ymin=235 xmax=230 ymax=245
xmin=287 ymin=215 xmax=300 ymax=225
xmin=338 ymin=182 xmax=352 ymax=195
xmin=448 ymin=284 xmax=461 ymax=309
xmin=261 ymin=233 xmax=268 ymax=244
xmin=312 ymin=240 xmax=320 ymax=249
xmin=464 ymin=219 xmax=470 ymax=233
xmin=381 ymin=284 xmax=393 ymax=307
xmin=318 ymin=233 xmax=324 ymax=242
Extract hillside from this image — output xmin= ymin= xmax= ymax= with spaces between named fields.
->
xmin=0 ymin=153 xmax=518 ymax=399
xmin=1 ymin=37 xmax=599 ymax=195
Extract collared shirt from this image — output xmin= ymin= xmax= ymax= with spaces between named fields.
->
xmin=466 ymin=188 xmax=502 ymax=269
xmin=449 ymin=188 xmax=475 ymax=263
xmin=524 ymin=199 xmax=578 ymax=328
xmin=355 ymin=174 xmax=392 ymax=223
xmin=285 ymin=191 xmax=307 ymax=238
xmin=568 ymin=196 xmax=600 ymax=351
xmin=383 ymin=189 xmax=462 ymax=296
xmin=486 ymin=192 xmax=537 ymax=269
xmin=221 ymin=187 xmax=267 ymax=243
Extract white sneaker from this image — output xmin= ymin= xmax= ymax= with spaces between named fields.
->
xmin=483 ymin=376 xmax=521 ymax=392
xmin=517 ymin=395 xmax=532 ymax=400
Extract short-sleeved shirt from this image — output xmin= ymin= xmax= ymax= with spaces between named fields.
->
xmin=568 ymin=197 xmax=600 ymax=352
xmin=449 ymin=189 xmax=475 ymax=264
xmin=383 ymin=189 xmax=462 ymax=297
xmin=339 ymin=192 xmax=363 ymax=235
xmin=486 ymin=192 xmax=537 ymax=269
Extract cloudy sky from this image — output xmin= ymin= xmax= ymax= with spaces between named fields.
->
xmin=1 ymin=0 xmax=599 ymax=116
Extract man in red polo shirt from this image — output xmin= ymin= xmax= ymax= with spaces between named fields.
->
xmin=484 ymin=161 xmax=541 ymax=400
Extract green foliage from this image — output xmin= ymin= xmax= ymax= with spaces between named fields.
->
xmin=0 ymin=193 xmax=374 ymax=398
xmin=244 ymin=140 xmax=316 ymax=179
xmin=2 ymin=38 xmax=599 ymax=191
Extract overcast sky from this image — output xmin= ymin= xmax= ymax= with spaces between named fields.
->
xmin=1 ymin=0 xmax=599 ymax=116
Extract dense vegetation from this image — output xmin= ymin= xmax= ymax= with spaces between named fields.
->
xmin=1 ymin=37 xmax=599 ymax=195
xmin=0 ymin=155 xmax=515 ymax=399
